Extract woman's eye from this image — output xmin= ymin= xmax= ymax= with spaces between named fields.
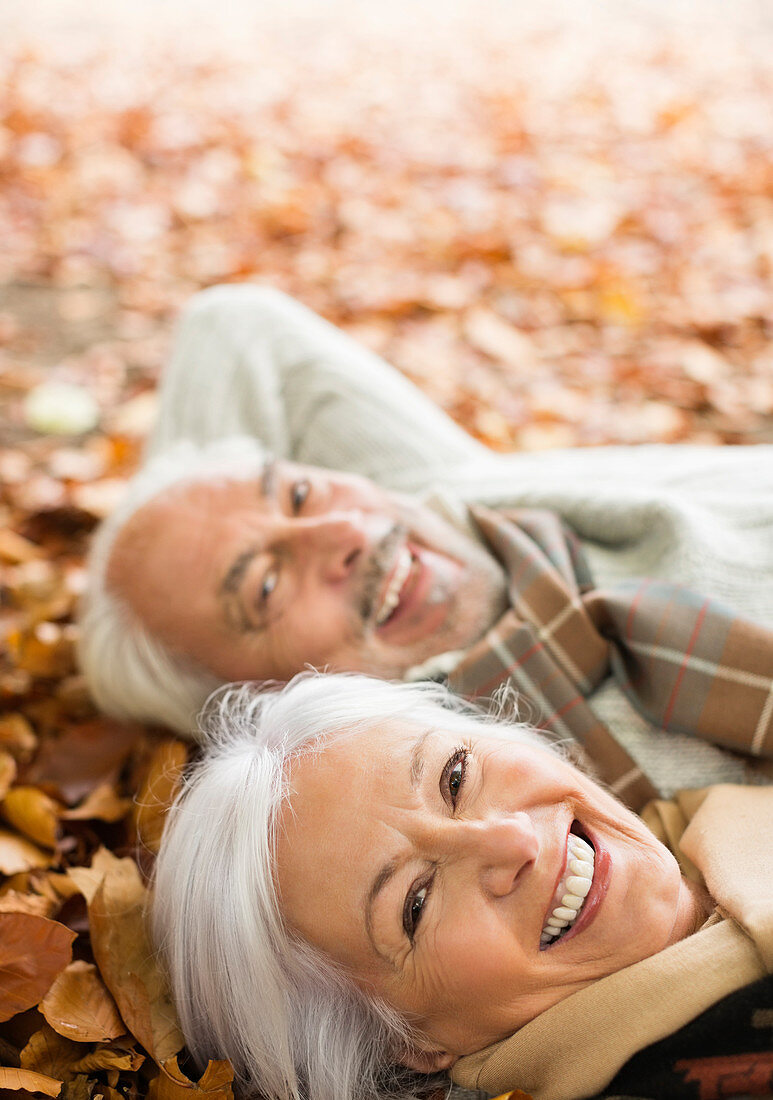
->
xmin=260 ymin=569 xmax=278 ymax=603
xmin=403 ymin=883 xmax=429 ymax=941
xmin=291 ymin=479 xmax=310 ymax=513
xmin=442 ymin=748 xmax=468 ymax=809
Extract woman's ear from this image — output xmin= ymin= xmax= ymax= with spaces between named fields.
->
xmin=397 ymin=1043 xmax=457 ymax=1074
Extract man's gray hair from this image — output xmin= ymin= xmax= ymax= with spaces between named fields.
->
xmin=78 ymin=437 xmax=268 ymax=735
xmin=152 ymin=672 xmax=554 ymax=1100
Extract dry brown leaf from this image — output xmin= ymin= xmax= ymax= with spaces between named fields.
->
xmin=0 ymin=752 xmax=17 ymax=801
xmin=89 ymin=1087 xmax=122 ymax=1100
xmin=70 ymin=1045 xmax=144 ymax=1074
xmin=4 ymin=560 xmax=64 ymax=611
xmin=59 ymin=785 xmax=130 ymax=825
xmin=78 ymin=850 xmax=184 ymax=1064
xmin=0 ymin=716 xmax=37 ymax=762
xmin=0 ymin=830 xmax=51 ymax=875
xmin=7 ymin=625 xmax=75 ymax=680
xmin=148 ymin=1057 xmax=233 ymax=1100
xmin=66 ymin=847 xmax=135 ymax=906
xmin=43 ymin=875 xmax=81 ymax=903
xmin=132 ymin=741 xmax=188 ymax=855
xmin=40 ymin=962 xmax=125 ymax=1044
xmin=22 ymin=719 xmax=141 ymax=806
xmin=2 ymin=788 xmax=60 ymax=849
xmin=20 ymin=1024 xmax=81 ymax=1082
xmin=464 ymin=308 xmax=539 ymax=371
xmin=0 ymin=529 xmax=42 ymax=565
xmin=0 ymin=1067 xmax=62 ymax=1096
xmin=0 ymin=891 xmax=55 ymax=918
xmin=0 ymin=913 xmax=75 ymax=1022
xmin=60 ymin=1075 xmax=91 ymax=1100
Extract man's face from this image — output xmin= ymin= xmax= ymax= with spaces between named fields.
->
xmin=107 ymin=460 xmax=508 ymax=682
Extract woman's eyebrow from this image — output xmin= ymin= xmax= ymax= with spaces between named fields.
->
xmin=409 ymin=728 xmax=434 ymax=788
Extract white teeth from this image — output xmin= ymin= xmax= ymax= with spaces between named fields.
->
xmin=376 ymin=546 xmax=412 ymax=625
xmin=561 ymin=894 xmax=583 ymax=910
xmin=540 ymin=830 xmax=595 ymax=947
xmin=565 ymin=875 xmax=591 ymax=897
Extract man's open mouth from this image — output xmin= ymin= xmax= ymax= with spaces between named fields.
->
xmin=540 ymin=822 xmax=595 ymax=949
xmin=375 ymin=545 xmax=415 ymax=626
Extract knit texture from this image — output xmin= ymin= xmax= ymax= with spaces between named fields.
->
xmin=148 ymin=284 xmax=773 ymax=793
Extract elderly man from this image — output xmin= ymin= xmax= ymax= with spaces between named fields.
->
xmin=80 ymin=284 xmax=773 ymax=806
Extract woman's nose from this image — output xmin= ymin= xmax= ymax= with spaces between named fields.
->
xmin=461 ymin=813 xmax=540 ymax=898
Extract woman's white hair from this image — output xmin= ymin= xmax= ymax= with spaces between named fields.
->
xmin=78 ymin=437 xmax=269 ymax=735
xmin=151 ymin=671 xmax=556 ymax=1100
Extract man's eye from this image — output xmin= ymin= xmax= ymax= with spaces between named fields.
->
xmin=403 ymin=883 xmax=429 ymax=941
xmin=260 ymin=569 xmax=278 ymax=603
xmin=291 ymin=479 xmax=310 ymax=513
xmin=442 ymin=748 xmax=469 ymax=809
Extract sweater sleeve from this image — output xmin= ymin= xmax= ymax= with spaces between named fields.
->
xmin=146 ymin=283 xmax=487 ymax=492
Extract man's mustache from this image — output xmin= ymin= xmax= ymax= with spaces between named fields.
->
xmin=358 ymin=524 xmax=409 ymax=624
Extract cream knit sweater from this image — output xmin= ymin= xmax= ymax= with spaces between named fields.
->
xmin=147 ymin=284 xmax=773 ymax=795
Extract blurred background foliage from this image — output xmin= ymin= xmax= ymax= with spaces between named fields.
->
xmin=0 ymin=2 xmax=772 ymax=1096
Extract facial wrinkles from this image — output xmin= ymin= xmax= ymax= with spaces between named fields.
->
xmin=368 ymin=742 xmax=475 ymax=972
xmin=111 ymin=462 xmax=510 ymax=687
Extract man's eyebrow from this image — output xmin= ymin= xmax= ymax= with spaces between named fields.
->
xmin=260 ymin=458 xmax=278 ymax=501
xmin=219 ymin=545 xmax=259 ymax=597
xmin=364 ymin=729 xmax=434 ymax=965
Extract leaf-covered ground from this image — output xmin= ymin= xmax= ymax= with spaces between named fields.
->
xmin=1 ymin=2 xmax=773 ymax=1097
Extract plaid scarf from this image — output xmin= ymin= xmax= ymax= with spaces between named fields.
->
xmin=447 ymin=507 xmax=773 ymax=811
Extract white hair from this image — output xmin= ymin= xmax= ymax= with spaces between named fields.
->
xmin=78 ymin=436 xmax=269 ymax=735
xmin=151 ymin=672 xmax=556 ymax=1100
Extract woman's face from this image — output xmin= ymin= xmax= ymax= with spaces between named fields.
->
xmin=276 ymin=720 xmax=702 ymax=1066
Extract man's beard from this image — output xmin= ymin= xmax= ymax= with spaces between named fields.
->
xmin=358 ymin=524 xmax=407 ymax=624
xmin=353 ymin=506 xmax=509 ymax=664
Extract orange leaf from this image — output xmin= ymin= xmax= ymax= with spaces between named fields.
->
xmin=0 ymin=1067 xmax=62 ymax=1096
xmin=0 ymin=829 xmax=50 ymax=875
xmin=132 ymin=741 xmax=188 ymax=855
xmin=0 ymin=528 xmax=42 ymax=565
xmin=0 ymin=715 xmax=37 ymax=762
xmin=70 ymin=1045 xmax=144 ymax=1074
xmin=0 ymin=890 xmax=55 ymax=918
xmin=0 ymin=913 xmax=75 ymax=1022
xmin=464 ymin=308 xmax=539 ymax=371
xmin=20 ymin=1024 xmax=81 ymax=1082
xmin=0 ymin=751 xmax=17 ymax=801
xmin=2 ymin=788 xmax=60 ymax=849
xmin=8 ymin=624 xmax=75 ymax=680
xmin=148 ymin=1057 xmax=234 ymax=1100
xmin=40 ymin=962 xmax=125 ymax=1044
xmin=78 ymin=850 xmax=183 ymax=1064
xmin=61 ymin=784 xmax=130 ymax=825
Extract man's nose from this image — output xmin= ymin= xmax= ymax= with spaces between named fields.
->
xmin=458 ymin=813 xmax=540 ymax=898
xmin=276 ymin=512 xmax=387 ymax=583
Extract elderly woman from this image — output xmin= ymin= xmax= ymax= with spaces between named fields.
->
xmin=152 ymin=674 xmax=773 ymax=1100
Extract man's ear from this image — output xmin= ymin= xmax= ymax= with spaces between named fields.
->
xmin=396 ymin=1042 xmax=457 ymax=1074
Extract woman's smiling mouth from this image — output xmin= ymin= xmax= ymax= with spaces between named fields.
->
xmin=540 ymin=823 xmax=596 ymax=949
